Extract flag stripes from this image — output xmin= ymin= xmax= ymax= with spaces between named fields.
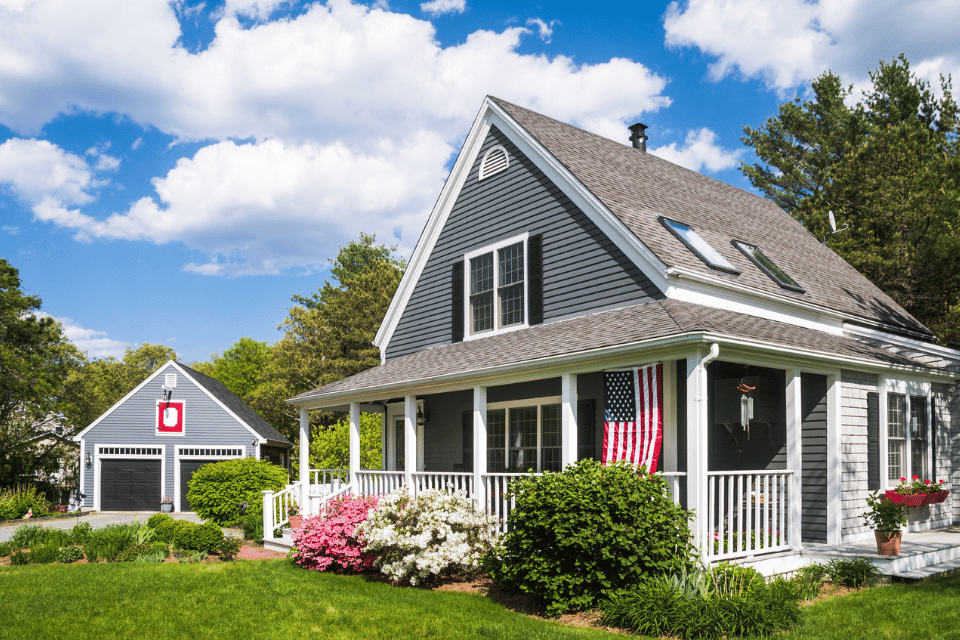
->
xmin=603 ymin=363 xmax=663 ymax=472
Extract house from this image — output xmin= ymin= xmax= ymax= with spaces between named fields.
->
xmin=75 ymin=360 xmax=291 ymax=512
xmin=272 ymin=97 xmax=960 ymax=571
xmin=25 ymin=428 xmax=80 ymax=508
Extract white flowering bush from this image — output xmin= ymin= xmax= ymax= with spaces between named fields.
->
xmin=359 ymin=487 xmax=498 ymax=585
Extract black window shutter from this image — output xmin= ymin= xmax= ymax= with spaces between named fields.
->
xmin=577 ymin=399 xmax=595 ymax=461
xmin=452 ymin=262 xmax=464 ymax=343
xmin=461 ymin=410 xmax=473 ymax=472
xmin=867 ymin=391 xmax=881 ymax=491
xmin=528 ymin=233 xmax=544 ymax=325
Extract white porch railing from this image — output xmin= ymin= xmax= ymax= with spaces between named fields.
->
xmin=355 ymin=470 xmax=405 ymax=496
xmin=661 ymin=472 xmax=686 ymax=507
xmin=413 ymin=471 xmax=475 ymax=495
xmin=483 ymin=473 xmax=541 ymax=532
xmin=310 ymin=468 xmax=349 ymax=491
xmin=705 ymin=470 xmax=793 ymax=561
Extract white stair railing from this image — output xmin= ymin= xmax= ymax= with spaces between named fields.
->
xmin=263 ymin=482 xmax=300 ymax=537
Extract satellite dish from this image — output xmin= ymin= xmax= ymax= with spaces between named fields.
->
xmin=828 ymin=210 xmax=837 ymax=233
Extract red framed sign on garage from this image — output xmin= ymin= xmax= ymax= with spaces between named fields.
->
xmin=157 ymin=400 xmax=185 ymax=435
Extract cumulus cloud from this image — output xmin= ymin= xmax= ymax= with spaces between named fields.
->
xmin=420 ymin=0 xmax=465 ymax=16
xmin=0 ymin=0 xmax=672 ymax=276
xmin=526 ymin=18 xmax=558 ymax=43
xmin=0 ymin=138 xmax=100 ymax=207
xmin=664 ymin=0 xmax=960 ymax=93
xmin=32 ymin=312 xmax=129 ymax=359
xmin=650 ymin=128 xmax=743 ymax=173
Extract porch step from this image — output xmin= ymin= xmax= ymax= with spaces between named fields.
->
xmin=262 ymin=529 xmax=294 ymax=553
xmin=891 ymin=557 xmax=960 ymax=583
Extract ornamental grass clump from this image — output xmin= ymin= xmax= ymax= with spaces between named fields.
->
xmin=291 ymin=494 xmax=379 ymax=573
xmin=490 ymin=459 xmax=696 ymax=615
xmin=360 ymin=488 xmax=498 ymax=586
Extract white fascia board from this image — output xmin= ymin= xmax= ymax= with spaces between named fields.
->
xmin=289 ymin=329 xmax=952 ymax=410
xmin=175 ymin=362 xmax=267 ymax=444
xmin=374 ymin=102 xmax=493 ymax=356
xmin=74 ymin=360 xmax=178 ymax=440
xmin=844 ymin=324 xmax=960 ymax=363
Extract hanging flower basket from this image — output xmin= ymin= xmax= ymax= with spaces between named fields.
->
xmin=885 ymin=489 xmax=950 ymax=507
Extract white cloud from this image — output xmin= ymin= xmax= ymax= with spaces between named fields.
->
xmin=32 ymin=312 xmax=129 ymax=359
xmin=2 ymin=225 xmax=19 ymax=234
xmin=650 ymin=128 xmax=743 ymax=173
xmin=420 ymin=0 xmax=465 ymax=16
xmin=0 ymin=0 xmax=672 ymax=276
xmin=526 ymin=18 xmax=558 ymax=44
xmin=664 ymin=0 xmax=960 ymax=93
xmin=0 ymin=138 xmax=99 ymax=207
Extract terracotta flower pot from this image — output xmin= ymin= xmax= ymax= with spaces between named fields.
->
xmin=875 ymin=530 xmax=902 ymax=556
xmin=288 ymin=515 xmax=302 ymax=529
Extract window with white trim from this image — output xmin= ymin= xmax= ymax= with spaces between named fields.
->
xmin=910 ymin=396 xmax=928 ymax=480
xmin=486 ymin=398 xmax=563 ymax=472
xmin=887 ymin=393 xmax=906 ymax=481
xmin=465 ymin=234 xmax=528 ymax=337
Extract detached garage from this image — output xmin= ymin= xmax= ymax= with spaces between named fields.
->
xmin=75 ymin=361 xmax=291 ymax=512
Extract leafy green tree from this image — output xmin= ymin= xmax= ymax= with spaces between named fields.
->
xmin=292 ymin=412 xmax=382 ymax=477
xmin=741 ymin=54 xmax=960 ymax=342
xmin=192 ymin=337 xmax=270 ymax=400
xmin=0 ymin=259 xmax=83 ymax=487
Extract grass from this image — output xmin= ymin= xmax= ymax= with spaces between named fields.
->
xmin=780 ymin=573 xmax=960 ymax=640
xmin=0 ymin=560 xmax=621 ymax=640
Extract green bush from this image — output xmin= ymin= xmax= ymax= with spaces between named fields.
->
xmin=601 ymin=567 xmax=802 ymax=639
xmin=491 ymin=459 xmax=696 ymax=615
xmin=69 ymin=522 xmax=92 ymax=545
xmin=827 ymin=557 xmax=882 ymax=588
xmin=147 ymin=513 xmax=173 ymax=529
xmin=219 ymin=536 xmax=243 ymax=561
xmin=792 ymin=563 xmax=827 ymax=599
xmin=29 ymin=543 xmax=59 ymax=565
xmin=240 ymin=510 xmax=265 ymax=543
xmin=186 ymin=457 xmax=288 ymax=525
xmin=172 ymin=521 xmax=224 ymax=554
xmin=58 ymin=545 xmax=84 ymax=564
xmin=10 ymin=524 xmax=45 ymax=549
xmin=10 ymin=549 xmax=28 ymax=565
xmin=0 ymin=486 xmax=49 ymax=520
xmin=116 ymin=543 xmax=156 ymax=563
xmin=83 ymin=524 xmax=138 ymax=563
xmin=135 ymin=549 xmax=167 ymax=564
xmin=0 ymin=543 xmax=11 ymax=557
xmin=151 ymin=518 xmax=178 ymax=544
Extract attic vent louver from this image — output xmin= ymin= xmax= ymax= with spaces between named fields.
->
xmin=165 ymin=373 xmax=177 ymax=388
xmin=479 ymin=145 xmax=509 ymax=180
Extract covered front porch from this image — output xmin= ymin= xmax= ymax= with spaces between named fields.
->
xmin=266 ymin=341 xmax=853 ymax=567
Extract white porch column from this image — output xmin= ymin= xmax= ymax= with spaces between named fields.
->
xmin=473 ymin=386 xmax=488 ymax=512
xmin=686 ymin=351 xmax=710 ymax=559
xmin=561 ymin=373 xmax=578 ymax=468
xmin=662 ymin=360 xmax=677 ymax=472
xmin=826 ymin=373 xmax=842 ymax=544
xmin=299 ymin=407 xmax=310 ymax=511
xmin=786 ymin=370 xmax=803 ymax=549
xmin=349 ymin=402 xmax=361 ymax=495
xmin=404 ymin=395 xmax=417 ymax=491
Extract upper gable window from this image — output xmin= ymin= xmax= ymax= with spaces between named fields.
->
xmin=479 ymin=145 xmax=509 ymax=180
xmin=660 ymin=217 xmax=739 ymax=274
xmin=733 ymin=240 xmax=805 ymax=293
xmin=465 ymin=234 xmax=528 ymax=337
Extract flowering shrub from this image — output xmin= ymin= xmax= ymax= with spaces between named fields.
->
xmin=360 ymin=488 xmax=498 ymax=585
xmin=894 ymin=476 xmax=947 ymax=494
xmin=291 ymin=494 xmax=379 ymax=572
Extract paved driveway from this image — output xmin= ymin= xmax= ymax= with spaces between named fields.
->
xmin=0 ymin=512 xmax=204 ymax=542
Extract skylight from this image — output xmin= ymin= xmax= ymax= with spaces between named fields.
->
xmin=733 ymin=241 xmax=805 ymax=293
xmin=660 ymin=217 xmax=739 ymax=274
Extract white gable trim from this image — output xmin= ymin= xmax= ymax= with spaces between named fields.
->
xmin=374 ymin=97 xmax=670 ymax=360
xmin=74 ymin=360 xmax=267 ymax=444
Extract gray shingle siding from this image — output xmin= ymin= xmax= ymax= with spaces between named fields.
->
xmin=385 ymin=126 xmax=662 ymax=361
xmin=801 ymin=373 xmax=828 ymax=543
xmin=841 ymin=370 xmax=877 ymax=537
xmin=80 ymin=364 xmax=262 ymax=509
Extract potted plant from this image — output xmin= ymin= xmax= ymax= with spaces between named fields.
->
xmin=160 ymin=496 xmax=174 ymax=513
xmin=863 ymin=491 xmax=907 ymax=555
xmin=885 ymin=476 xmax=950 ymax=507
xmin=287 ymin=502 xmax=302 ymax=529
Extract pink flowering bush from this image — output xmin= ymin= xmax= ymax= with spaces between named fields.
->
xmin=291 ymin=494 xmax=379 ymax=572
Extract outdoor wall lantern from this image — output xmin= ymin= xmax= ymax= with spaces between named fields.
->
xmin=85 ymin=453 xmax=92 ymax=469
xmin=416 ymin=400 xmax=428 ymax=427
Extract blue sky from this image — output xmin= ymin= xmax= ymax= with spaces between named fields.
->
xmin=2 ymin=0 xmax=958 ymax=364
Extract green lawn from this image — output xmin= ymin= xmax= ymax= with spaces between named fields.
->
xmin=0 ymin=560 xmax=622 ymax=640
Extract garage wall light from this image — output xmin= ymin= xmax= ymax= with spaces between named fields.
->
xmin=85 ymin=453 xmax=92 ymax=469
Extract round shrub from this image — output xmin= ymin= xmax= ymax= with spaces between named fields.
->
xmin=491 ymin=459 xmax=696 ymax=615
xmin=172 ymin=521 xmax=224 ymax=554
xmin=186 ymin=457 xmax=288 ymax=525
xmin=117 ymin=543 xmax=155 ymax=563
xmin=291 ymin=494 xmax=379 ymax=573
xmin=69 ymin=522 xmax=92 ymax=546
xmin=147 ymin=513 xmax=173 ymax=530
xmin=29 ymin=543 xmax=59 ymax=565
xmin=58 ymin=545 xmax=84 ymax=564
xmin=218 ymin=536 xmax=243 ymax=561
xmin=361 ymin=488 xmax=498 ymax=585
xmin=151 ymin=518 xmax=178 ymax=544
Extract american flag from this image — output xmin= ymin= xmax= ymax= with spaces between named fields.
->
xmin=603 ymin=363 xmax=663 ymax=472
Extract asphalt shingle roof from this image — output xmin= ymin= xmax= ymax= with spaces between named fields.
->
xmin=491 ymin=97 xmax=931 ymax=338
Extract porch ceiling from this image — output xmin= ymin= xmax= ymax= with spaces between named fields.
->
xmin=289 ymin=299 xmax=944 ymax=410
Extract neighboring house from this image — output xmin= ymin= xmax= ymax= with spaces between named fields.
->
xmin=277 ymin=97 xmax=960 ymax=568
xmin=25 ymin=429 xmax=80 ymax=506
xmin=75 ymin=360 xmax=291 ymax=512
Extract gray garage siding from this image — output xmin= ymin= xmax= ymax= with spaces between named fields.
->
xmin=385 ymin=126 xmax=663 ymax=361
xmin=80 ymin=363 xmax=257 ymax=509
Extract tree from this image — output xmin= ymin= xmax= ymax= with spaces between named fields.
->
xmin=741 ymin=55 xmax=960 ymax=342
xmin=192 ymin=337 xmax=270 ymax=400
xmin=0 ymin=259 xmax=83 ymax=488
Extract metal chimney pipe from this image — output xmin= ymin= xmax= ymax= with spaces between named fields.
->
xmin=628 ymin=123 xmax=648 ymax=152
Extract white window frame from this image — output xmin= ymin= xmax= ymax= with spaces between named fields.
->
xmin=464 ymin=232 xmax=529 ymax=340
xmin=882 ymin=378 xmax=932 ymax=488
xmin=486 ymin=396 xmax=562 ymax=473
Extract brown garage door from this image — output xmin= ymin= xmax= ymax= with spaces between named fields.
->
xmin=100 ymin=459 xmax=161 ymax=511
